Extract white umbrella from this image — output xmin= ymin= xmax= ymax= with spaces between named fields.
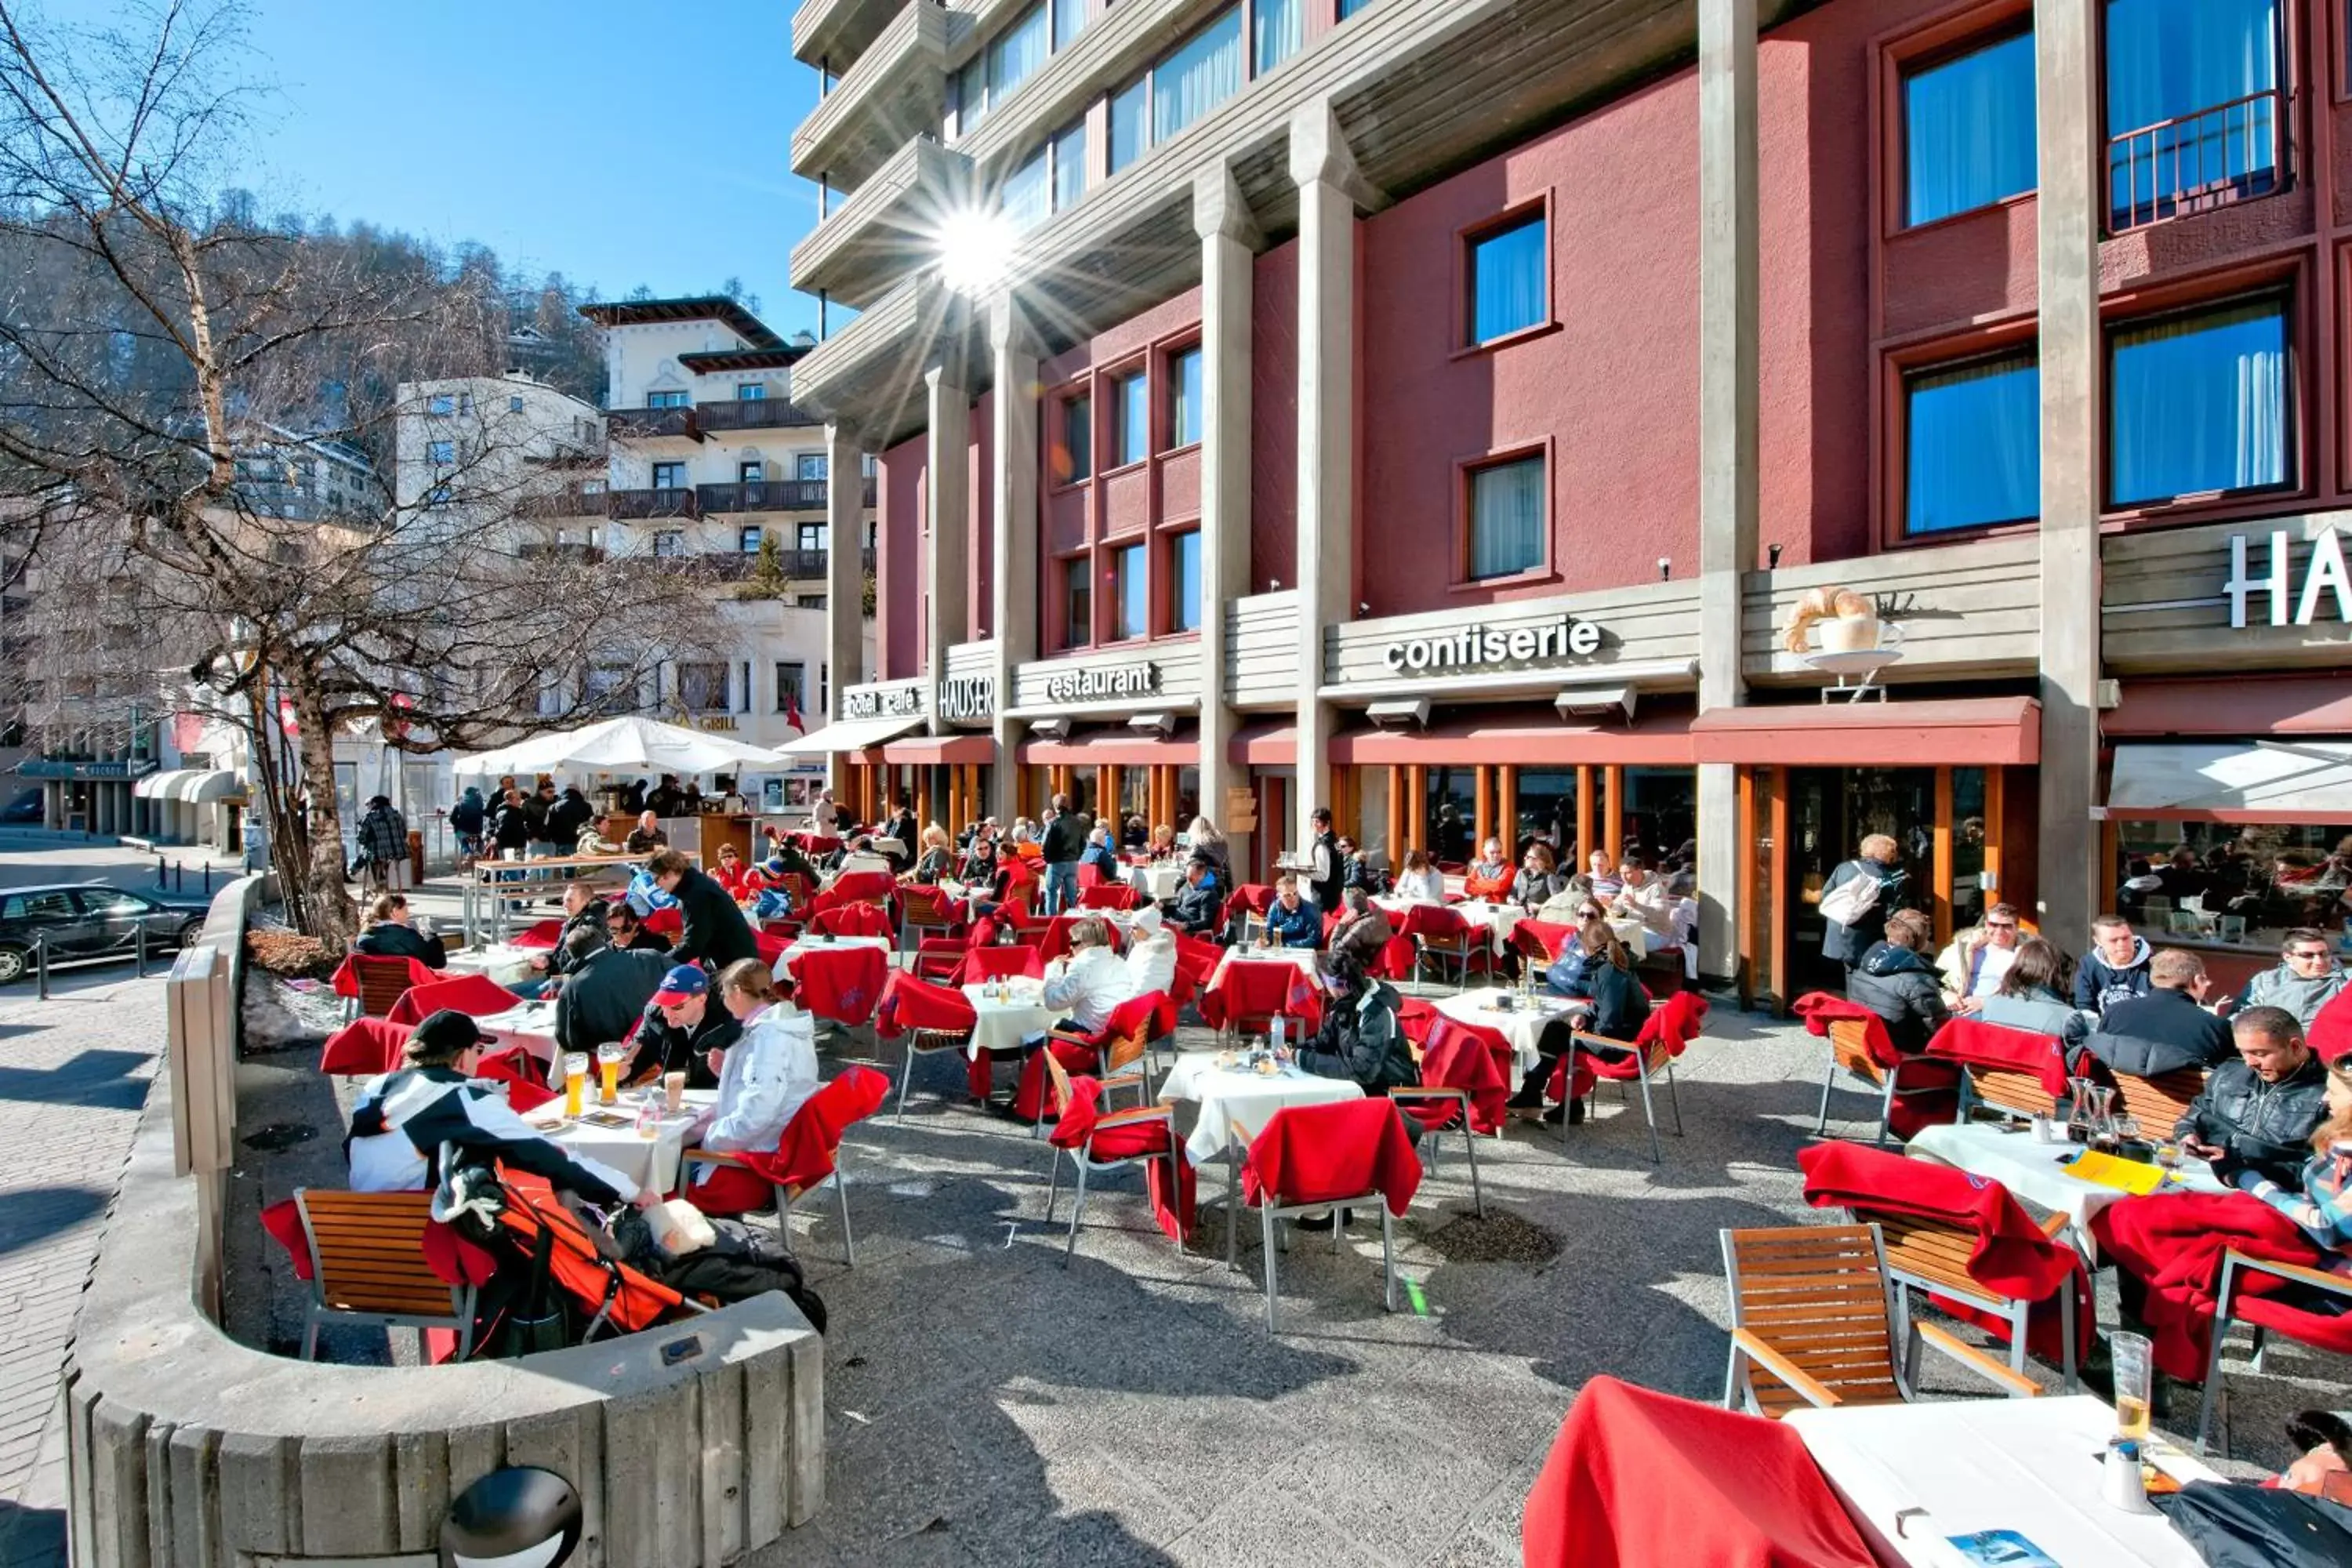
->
xmin=450 ymin=716 xmax=780 ymax=779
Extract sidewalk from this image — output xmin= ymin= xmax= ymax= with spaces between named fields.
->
xmin=0 ymin=975 xmax=164 ymax=1568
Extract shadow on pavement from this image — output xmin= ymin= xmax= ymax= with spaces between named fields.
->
xmin=0 ymin=1049 xmax=151 ymax=1112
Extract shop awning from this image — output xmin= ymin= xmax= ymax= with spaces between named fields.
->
xmin=1690 ymin=697 xmax=2041 ymax=767
xmin=768 ymin=716 xmax=923 ymax=757
xmin=2107 ymin=677 xmax=2352 ymax=738
xmin=1327 ymin=715 xmax=1694 ymax=766
xmin=880 ymin=734 xmax=995 ymax=764
xmin=132 ymin=769 xmax=243 ymax=803
xmin=2105 ymin=740 xmax=2352 ymax=822
xmin=1019 ymin=729 xmax=1200 ymax=767
xmin=1229 ymin=723 xmax=1296 ymax=767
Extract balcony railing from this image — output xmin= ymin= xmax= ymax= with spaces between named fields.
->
xmin=516 ymin=483 xmax=608 ymax=520
xmin=695 ymin=398 xmax=821 ymax=434
xmin=2109 ymin=89 xmax=2283 ymax=233
xmin=607 ymin=487 xmax=700 ymax=521
xmin=606 ymin=406 xmax=702 ymax=441
xmin=696 ymin=479 xmax=833 ymax=514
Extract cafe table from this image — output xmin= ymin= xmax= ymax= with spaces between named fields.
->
xmin=472 ymin=999 xmax=561 ymax=1065
xmin=1158 ymin=1051 xmax=1365 ymax=1269
xmin=770 ymin=931 xmax=895 ymax=982
xmin=441 ymin=942 xmax=540 ymax=988
xmin=1432 ymin=988 xmax=1584 ymax=1091
xmin=525 ymin=1087 xmax=713 ymax=1197
xmin=961 ymin=978 xmax=1060 ymax=1056
xmin=1124 ymin=862 xmax=1185 ymax=902
xmin=1907 ymin=1120 xmax=2227 ymax=1261
xmin=1785 ymin=1395 xmax=2217 ymax=1567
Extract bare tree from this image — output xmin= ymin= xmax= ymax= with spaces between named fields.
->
xmin=0 ymin=0 xmax=722 ymax=946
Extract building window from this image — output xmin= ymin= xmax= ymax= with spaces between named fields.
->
xmin=800 ymin=595 xmax=828 ymax=610
xmin=862 ymin=453 xmax=877 ymax=476
xmin=1052 ymin=0 xmax=1087 ymax=47
xmin=427 ymin=439 xmax=455 ymax=465
xmin=508 ymin=394 xmax=525 ymax=412
xmin=1466 ymin=455 xmax=1544 ymax=580
xmin=583 ymin=665 xmax=635 ymax=715
xmin=1154 ymin=7 xmax=1243 ymax=144
xmin=739 ymin=459 xmax=764 ymax=483
xmin=1167 ymin=346 xmax=1202 ymax=449
xmin=1062 ymin=556 xmax=1092 ymax=648
xmin=775 ymin=662 xmax=806 ymax=713
xmin=652 ymin=529 xmax=684 ymax=557
xmin=2106 ymin=0 xmax=2280 ymax=230
xmin=1902 ymin=30 xmax=2037 ymax=227
xmin=798 ymin=521 xmax=826 ymax=551
xmin=1058 ymin=393 xmax=1092 ymax=484
xmin=677 ymin=662 xmax=730 ymax=712
xmin=1051 ymin=122 xmax=1087 ymax=212
xmin=1111 ymin=541 xmax=1148 ymax=640
xmin=425 ymin=485 xmax=452 ymax=508
xmin=459 ymin=392 xmax=473 ymax=414
xmin=1468 ymin=211 xmax=1546 ymax=345
xmin=652 ymin=461 xmax=687 ymax=490
xmin=1167 ymin=528 xmax=1201 ymax=633
xmin=1904 ymin=351 xmax=2040 ymax=535
xmin=989 ymin=4 xmax=1049 ymax=107
xmin=1111 ymin=369 xmax=1148 ymax=467
xmin=738 ymin=382 xmax=767 ymax=401
xmin=2109 ymin=294 xmax=2290 ymax=507
xmin=646 ymin=390 xmax=691 ymax=408
xmin=797 ymin=452 xmax=829 ymax=481
xmin=953 ymin=59 xmax=988 ymax=137
xmin=1338 ymin=0 xmax=1372 ymax=16
xmin=1003 ymin=146 xmax=1050 ymax=233
xmin=1109 ymin=78 xmax=1147 ymax=174
xmin=1254 ymin=0 xmax=1302 ymax=74
xmin=428 ymin=393 xmax=455 ymax=416
xmin=739 ymin=526 xmax=763 ymax=553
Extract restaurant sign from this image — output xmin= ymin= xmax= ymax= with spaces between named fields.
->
xmin=842 ymin=684 xmax=922 ymax=720
xmin=937 ymin=674 xmax=994 ymax=723
xmin=2226 ymin=528 xmax=2350 ymax=627
xmin=1043 ymin=662 xmax=1160 ymax=703
xmin=1380 ymin=614 xmax=1604 ymax=673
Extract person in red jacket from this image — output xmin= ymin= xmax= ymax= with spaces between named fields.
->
xmin=711 ymin=842 xmax=753 ymax=901
xmin=1461 ymin=837 xmax=1512 ymax=901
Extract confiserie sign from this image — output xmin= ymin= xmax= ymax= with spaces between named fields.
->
xmin=1380 ymin=614 xmax=1603 ymax=673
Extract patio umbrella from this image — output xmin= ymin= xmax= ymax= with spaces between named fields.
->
xmin=448 ymin=716 xmax=779 ymax=779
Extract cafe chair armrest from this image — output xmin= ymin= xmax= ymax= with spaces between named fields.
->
xmin=1092 ymin=1105 xmax=1174 ymax=1132
xmin=1570 ymin=1029 xmax=1635 ymax=1054
xmin=2038 ymin=1211 xmax=2073 ymax=1241
xmin=1730 ymin=1327 xmax=1844 ymax=1410
xmin=679 ymin=1146 xmax=751 ymax=1171
xmin=1915 ymin=1321 xmax=2042 ymax=1398
xmin=1099 ymin=1071 xmax=1146 ymax=1091
xmin=2228 ymin=1250 xmax=2352 ymax=1301
xmin=1388 ymin=1087 xmax=1470 ymax=1104
xmin=1047 ymin=1027 xmax=1105 ymax=1048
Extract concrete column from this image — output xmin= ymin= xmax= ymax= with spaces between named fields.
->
xmin=2035 ymin=0 xmax=2103 ymax=946
xmin=1196 ymin=164 xmax=1260 ymax=862
xmin=989 ymin=293 xmax=1041 ymax=822
xmin=1289 ymin=102 xmax=1375 ymax=855
xmin=924 ymin=357 xmax=971 ymax=739
xmin=1694 ymin=0 xmax=1759 ymax=989
xmin=822 ymin=422 xmax=866 ymax=718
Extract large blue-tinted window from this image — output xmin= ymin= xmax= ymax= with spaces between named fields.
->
xmin=1338 ymin=0 xmax=1372 ymax=16
xmin=1904 ymin=354 xmax=2039 ymax=535
xmin=1903 ymin=31 xmax=2037 ymax=227
xmin=1001 ymin=148 xmax=1049 ymax=234
xmin=1112 ymin=543 xmax=1148 ymax=641
xmin=1051 ymin=122 xmax=1087 ymax=212
xmin=1167 ymin=347 xmax=1202 ymax=448
xmin=1109 ymin=79 xmax=1147 ymax=174
xmin=2107 ymin=0 xmax=2279 ymax=227
xmin=1254 ymin=0 xmax=1303 ymax=75
xmin=1153 ymin=8 xmax=1243 ymax=144
xmin=1112 ymin=369 xmax=1148 ymax=467
xmin=2110 ymin=296 xmax=2289 ymax=507
xmin=1168 ymin=529 xmax=1201 ymax=633
xmin=1468 ymin=456 xmax=1544 ymax=579
xmin=987 ymin=5 xmax=1049 ymax=106
xmin=1468 ymin=212 xmax=1545 ymax=344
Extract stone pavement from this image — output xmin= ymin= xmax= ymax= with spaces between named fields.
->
xmin=0 ymin=973 xmax=164 ymax=1568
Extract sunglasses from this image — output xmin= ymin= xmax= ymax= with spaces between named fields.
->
xmin=2289 ymin=949 xmax=2333 ymax=960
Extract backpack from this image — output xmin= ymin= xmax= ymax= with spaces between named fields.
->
xmin=608 ymin=1210 xmax=827 ymax=1334
xmin=1817 ymin=862 xmax=1884 ymax=929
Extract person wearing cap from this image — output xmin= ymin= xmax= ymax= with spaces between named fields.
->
xmin=346 ymin=1011 xmax=650 ymax=1207
xmin=551 ymin=927 xmax=668 ymax=1058
xmin=1123 ymin=904 xmax=1178 ymax=999
xmin=646 ymin=848 xmax=758 ymax=971
xmin=626 ymin=964 xmax=739 ymax=1088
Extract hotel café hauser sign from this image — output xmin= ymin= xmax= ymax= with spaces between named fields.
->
xmin=842 ymin=682 xmax=921 ymax=720
xmin=2225 ymin=525 xmax=2351 ymax=627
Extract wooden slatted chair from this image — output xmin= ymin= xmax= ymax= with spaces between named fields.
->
xmin=1810 ymin=1016 xmax=1945 ymax=1149
xmin=1960 ymin=1063 xmax=2060 ymax=1122
xmin=352 ymin=954 xmax=423 ymax=1020
xmin=898 ymin=884 xmax=962 ymax=946
xmin=1851 ymin=1207 xmax=2078 ymax=1392
xmin=2111 ymin=1067 xmax=2203 ymax=1132
xmin=1719 ymin=1224 xmax=2042 ymax=1417
xmin=294 ymin=1189 xmax=477 ymax=1361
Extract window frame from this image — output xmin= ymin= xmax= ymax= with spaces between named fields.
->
xmin=1456 ymin=196 xmax=1558 ymax=356
xmin=1896 ymin=344 xmax=2044 ymax=539
xmin=774 ymin=661 xmax=806 ymax=713
xmin=1163 ymin=342 xmax=1204 ymax=452
xmin=1059 ymin=552 xmax=1094 ymax=649
xmin=2099 ymin=0 xmax=2288 ymax=235
xmin=426 ymin=439 xmax=455 ymax=466
xmin=1107 ymin=365 xmax=1150 ymax=470
xmin=1453 ymin=441 xmax=1554 ymax=588
xmin=1894 ymin=21 xmax=2039 ymax=232
xmin=1164 ymin=526 xmax=1203 ymax=636
xmin=1051 ymin=387 xmax=1093 ymax=489
xmin=651 ymin=461 xmax=688 ymax=491
xmin=2103 ymin=285 xmax=2299 ymax=512
xmin=1107 ymin=539 xmax=1149 ymax=642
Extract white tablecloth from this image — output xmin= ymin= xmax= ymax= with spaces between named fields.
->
xmin=1207 ymin=947 xmax=1320 ymax=989
xmin=961 ymin=979 xmax=1058 ymax=1056
xmin=442 ymin=943 xmax=539 ymax=987
xmin=1124 ymin=863 xmax=1185 ymax=901
xmin=1786 ymin=1396 xmax=2216 ymax=1567
xmin=1372 ymin=896 xmax=1516 ymax=956
xmin=474 ymin=1000 xmax=561 ymax=1065
xmin=529 ymin=1089 xmax=713 ymax=1196
xmin=1907 ymin=1120 xmax=2227 ymax=1261
xmin=1432 ymin=989 xmax=1584 ymax=1089
xmin=1157 ymin=1052 xmax=1363 ymax=1167
xmin=771 ymin=933 xmax=895 ymax=981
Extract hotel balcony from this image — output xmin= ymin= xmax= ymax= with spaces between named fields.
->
xmin=606 ymin=487 xmax=700 ymax=521
xmin=792 ymin=0 xmax=904 ymax=73
xmin=698 ymin=479 xmax=839 ymax=514
xmin=695 ymin=397 xmax=823 ymax=434
xmin=605 ymin=406 xmax=702 ymax=443
xmin=791 ymin=0 xmax=952 ymax=194
xmin=790 ymin=135 xmax=971 ymax=310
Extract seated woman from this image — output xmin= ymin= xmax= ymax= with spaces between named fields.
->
xmin=1845 ymin=909 xmax=1949 ymax=1054
xmin=902 ymin=823 xmax=953 ymax=885
xmin=1460 ymin=839 xmax=1513 ymax=901
xmin=1121 ymin=814 xmax=1149 ymax=852
xmin=1534 ymin=918 xmax=1653 ymax=1126
xmin=1972 ymin=935 xmax=2087 ymax=1049
xmin=1078 ymin=826 xmax=1122 ymax=880
xmin=1392 ymin=849 xmax=1446 ymax=905
xmin=352 ymin=892 xmax=445 ymax=971
xmin=683 ymin=960 xmax=823 ymax=1215
xmin=1147 ymin=822 xmax=1178 ymax=862
xmin=710 ymin=843 xmax=753 ymax=902
xmin=1509 ymin=844 xmax=1566 ymax=913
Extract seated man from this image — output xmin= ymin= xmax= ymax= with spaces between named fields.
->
xmin=347 ymin=1010 xmax=648 ymax=1208
xmin=684 ymin=960 xmax=822 ymax=1214
xmin=1077 ymin=826 xmax=1121 ymax=881
xmin=622 ymin=810 xmax=666 ymax=855
xmin=1844 ymin=909 xmax=1948 ymax=1054
xmin=1460 ymin=838 xmax=1512 ymax=902
xmin=1163 ymin=856 xmax=1224 ymax=938
xmin=352 ymin=893 xmax=445 ymax=971
xmin=1261 ymin=874 xmax=1322 ymax=949
xmin=2178 ymin=1006 xmax=2332 ymax=1191
xmin=2083 ymin=948 xmax=2234 ymax=1078
xmin=625 ymin=964 xmax=738 ymax=1088
xmin=2234 ymin=1053 xmax=2352 ymax=1269
xmin=1326 ymin=887 xmax=1393 ymax=969
xmin=604 ymin=899 xmax=671 ymax=955
xmin=2241 ymin=927 xmax=2350 ymax=1029
xmin=514 ymin=879 xmax=608 ymax=996
xmin=550 ymin=927 xmax=668 ymax=1058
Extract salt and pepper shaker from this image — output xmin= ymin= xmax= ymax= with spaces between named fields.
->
xmin=2103 ymin=1439 xmax=2154 ymax=1514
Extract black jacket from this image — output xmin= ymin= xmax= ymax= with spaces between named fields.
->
xmin=448 ymin=793 xmax=486 ymax=835
xmin=1168 ymin=873 xmax=1223 ymax=934
xmin=554 ymin=946 xmax=670 ymax=1058
xmin=625 ymin=999 xmax=738 ymax=1087
xmin=2177 ymin=1054 xmax=2332 ymax=1189
xmin=1041 ymin=815 xmax=1083 ymax=866
xmin=546 ymin=789 xmax=595 ymax=848
xmin=487 ymin=800 xmax=532 ymax=852
xmin=1581 ymin=960 xmax=1653 ymax=1044
xmin=1846 ymin=941 xmax=1949 ymax=1054
xmin=353 ymin=920 xmax=445 ymax=970
xmin=618 ymin=781 xmax=647 ymax=814
xmin=666 ymin=866 xmax=759 ymax=971
xmin=2083 ymin=988 xmax=2235 ymax=1079
xmin=546 ymin=904 xmax=610 ymax=978
xmin=1820 ymin=857 xmax=1906 ymax=966
xmin=1298 ymin=979 xmax=1417 ymax=1094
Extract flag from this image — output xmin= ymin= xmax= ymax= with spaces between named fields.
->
xmin=783 ymin=691 xmax=804 ymax=732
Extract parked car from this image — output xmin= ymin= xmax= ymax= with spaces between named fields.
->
xmin=0 ymin=788 xmax=41 ymax=824
xmin=0 ymin=882 xmax=211 ymax=982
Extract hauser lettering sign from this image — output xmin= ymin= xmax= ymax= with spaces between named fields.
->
xmin=2226 ymin=528 xmax=2351 ymax=627
xmin=1043 ymin=663 xmax=1160 ymax=702
xmin=1381 ymin=614 xmax=1603 ymax=673
xmin=842 ymin=684 xmax=922 ymax=720
xmin=938 ymin=674 xmax=994 ymax=723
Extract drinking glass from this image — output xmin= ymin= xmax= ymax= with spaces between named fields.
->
xmin=562 ymin=1052 xmax=588 ymax=1118
xmin=2111 ymin=1331 xmax=2153 ymax=1442
xmin=595 ymin=1041 xmax=626 ymax=1106
xmin=662 ymin=1070 xmax=688 ymax=1115
xmin=2153 ymin=1139 xmax=2183 ymax=1182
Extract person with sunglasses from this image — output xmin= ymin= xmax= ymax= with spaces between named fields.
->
xmin=2241 ymin=927 xmax=2349 ymax=1029
xmin=1945 ymin=902 xmax=2025 ymax=1013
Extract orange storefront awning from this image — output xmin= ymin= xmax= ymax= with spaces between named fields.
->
xmin=880 ymin=734 xmax=996 ymax=764
xmin=1229 ymin=723 xmax=1296 ymax=766
xmin=1327 ymin=715 xmax=1696 ymax=766
xmin=1690 ymin=697 xmax=2042 ymax=767
xmin=1020 ymin=730 xmax=1200 ymax=768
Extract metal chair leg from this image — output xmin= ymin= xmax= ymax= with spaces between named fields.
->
xmin=1875 ymin=1069 xmax=1900 ymax=1149
xmin=2196 ymin=1260 xmax=2240 ymax=1454
xmin=1665 ymin=1063 xmax=1684 ymax=1138
xmin=1381 ymin=1208 xmax=1396 ymax=1312
xmin=1065 ymin=1159 xmax=1093 ymax=1267
xmin=895 ymin=1045 xmax=916 ymax=1121
xmin=835 ymin=1162 xmax=856 ymax=1269
xmin=1044 ymin=1145 xmax=1062 ymax=1223
xmin=1814 ymin=1058 xmax=1838 ymax=1135
xmin=1461 ymin=1118 xmax=1484 ymax=1218
xmin=1636 ymin=1068 xmax=1662 ymax=1163
xmin=1261 ymin=1204 xmax=1280 ymax=1334
xmin=1226 ymin=1152 xmax=1240 ymax=1272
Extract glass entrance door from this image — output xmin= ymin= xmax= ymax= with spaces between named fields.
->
xmin=1786 ymin=767 xmax=1937 ymax=996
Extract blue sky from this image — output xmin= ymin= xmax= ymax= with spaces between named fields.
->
xmin=56 ymin=0 xmax=829 ymax=339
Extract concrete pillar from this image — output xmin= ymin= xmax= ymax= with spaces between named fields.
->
xmin=822 ymin=423 xmax=866 ymax=718
xmin=2035 ymin=0 xmax=2103 ymax=947
xmin=1196 ymin=164 xmax=1260 ymax=862
xmin=989 ymin=293 xmax=1041 ymax=823
xmin=1694 ymin=0 xmax=1759 ymax=989
xmin=1289 ymin=101 xmax=1375 ymax=855
xmin=924 ymin=357 xmax=970 ymax=739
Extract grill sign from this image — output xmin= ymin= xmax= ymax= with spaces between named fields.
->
xmin=1042 ymin=663 xmax=1160 ymax=702
xmin=1381 ymin=614 xmax=1603 ymax=673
